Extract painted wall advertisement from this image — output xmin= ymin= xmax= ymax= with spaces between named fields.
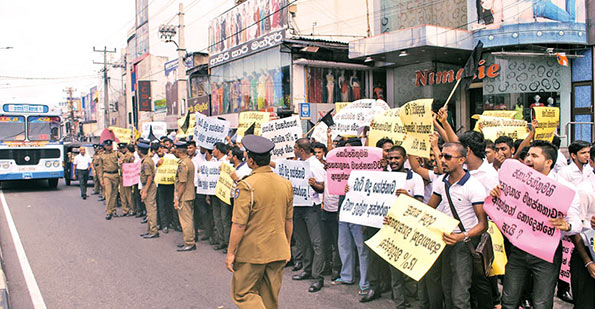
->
xmin=208 ymin=0 xmax=289 ymax=67
xmin=468 ymin=0 xmax=587 ymax=47
xmin=165 ymin=59 xmax=179 ymax=116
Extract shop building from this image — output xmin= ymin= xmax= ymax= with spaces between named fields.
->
xmin=207 ymin=0 xmax=379 ymax=121
xmin=350 ymin=0 xmax=593 ymax=145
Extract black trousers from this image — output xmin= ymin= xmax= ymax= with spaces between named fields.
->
xmin=76 ymin=169 xmax=89 ymax=197
xmin=157 ymin=184 xmax=177 ymax=228
xmin=570 ymin=250 xmax=595 ymax=308
xmin=321 ymin=210 xmax=341 ymax=273
xmin=293 ymin=206 xmax=325 ymax=279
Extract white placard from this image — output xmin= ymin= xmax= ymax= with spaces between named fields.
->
xmin=274 ymin=159 xmax=312 ymax=206
xmin=194 ymin=113 xmax=230 ymax=149
xmin=196 ymin=161 xmax=222 ymax=195
xmin=339 ymin=170 xmax=406 ymax=228
xmin=261 ymin=116 xmax=303 ymax=160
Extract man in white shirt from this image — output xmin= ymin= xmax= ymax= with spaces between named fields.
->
xmin=73 ymin=147 xmax=93 ymax=200
xmin=291 ymin=138 xmax=327 ymax=293
xmin=427 ymin=142 xmax=489 ymax=309
xmin=572 ymin=145 xmax=595 ymax=307
xmin=211 ymin=142 xmax=232 ymax=252
xmin=491 ymin=140 xmax=582 ymax=309
xmin=558 ymin=140 xmax=592 ymax=186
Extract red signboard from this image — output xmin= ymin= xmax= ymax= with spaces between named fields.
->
xmin=138 ymin=80 xmax=152 ymax=112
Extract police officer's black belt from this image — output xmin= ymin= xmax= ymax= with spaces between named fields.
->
xmin=104 ymin=170 xmax=118 ymax=174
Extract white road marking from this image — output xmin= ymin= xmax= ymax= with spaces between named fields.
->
xmin=0 ymin=190 xmax=47 ymax=309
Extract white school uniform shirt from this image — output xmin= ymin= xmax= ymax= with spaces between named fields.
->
xmin=192 ymin=152 xmax=205 ymax=187
xmin=469 ymin=159 xmax=499 ymax=194
xmin=558 ymin=160 xmax=593 ymax=187
xmin=400 ymin=169 xmax=425 ymax=201
xmin=553 ymin=150 xmax=567 ymax=174
xmin=73 ymin=153 xmax=92 ymax=170
xmin=306 ymin=155 xmax=326 ymax=205
xmin=423 ymin=170 xmax=440 ymax=203
xmin=432 ymin=171 xmax=486 ymax=233
xmin=235 ymin=161 xmax=252 ymax=179
xmin=576 ymin=170 xmax=595 ymax=229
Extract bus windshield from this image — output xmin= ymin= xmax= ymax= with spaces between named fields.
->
xmin=0 ymin=116 xmax=26 ymax=141
xmin=28 ymin=116 xmax=60 ymax=141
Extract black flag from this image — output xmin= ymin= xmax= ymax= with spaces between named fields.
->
xmin=148 ymin=125 xmax=158 ymax=142
xmin=460 ymin=41 xmax=484 ymax=89
xmin=244 ymin=122 xmax=256 ymax=135
xmin=320 ymin=109 xmax=335 ymax=127
xmin=180 ymin=111 xmax=190 ymax=134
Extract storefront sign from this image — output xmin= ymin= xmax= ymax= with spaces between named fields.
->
xmin=300 ymin=103 xmax=311 ymax=119
xmin=138 ymin=80 xmax=151 ymax=112
xmin=188 ymin=95 xmax=209 ymax=116
xmin=365 ymin=194 xmax=459 ymax=281
xmin=209 ymin=29 xmax=286 ymax=68
xmin=483 ymin=159 xmax=575 ymax=263
xmin=415 ymin=60 xmax=500 ymax=87
xmin=261 ymin=116 xmax=303 ymax=160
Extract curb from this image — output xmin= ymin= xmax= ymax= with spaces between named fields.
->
xmin=0 ymin=243 xmax=9 ymax=309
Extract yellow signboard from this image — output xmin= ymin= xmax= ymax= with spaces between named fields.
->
xmin=177 ymin=113 xmax=196 ymax=138
xmin=215 ymin=162 xmax=235 ymax=205
xmin=237 ymin=111 xmax=270 ymax=137
xmin=533 ymin=107 xmax=559 ymax=142
xmin=488 ymin=221 xmax=507 ymax=276
xmin=475 ymin=116 xmax=529 ymax=141
xmin=472 ymin=110 xmax=518 ymax=120
xmin=365 ymin=195 xmax=459 ymax=281
xmin=154 ymin=157 xmax=178 ymax=185
xmin=399 ymin=99 xmax=433 ymax=158
xmin=368 ymin=108 xmax=405 ymax=148
xmin=109 ymin=127 xmax=132 ymax=144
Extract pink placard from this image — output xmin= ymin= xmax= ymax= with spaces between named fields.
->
xmin=559 ymin=236 xmax=574 ymax=284
xmin=122 ymin=161 xmax=141 ymax=187
xmin=484 ymin=159 xmax=575 ymax=263
xmin=326 ymin=147 xmax=383 ymax=195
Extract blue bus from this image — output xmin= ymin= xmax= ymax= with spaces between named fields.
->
xmin=0 ymin=103 xmax=64 ymax=187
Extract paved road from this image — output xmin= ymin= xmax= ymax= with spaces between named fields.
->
xmin=0 ymin=180 xmax=572 ymax=308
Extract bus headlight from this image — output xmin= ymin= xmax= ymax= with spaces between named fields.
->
xmin=53 ymin=160 xmax=60 ymax=167
xmin=45 ymin=161 xmax=52 ymax=168
xmin=2 ymin=163 xmax=8 ymax=169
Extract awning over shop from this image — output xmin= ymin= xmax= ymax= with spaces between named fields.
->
xmin=349 ymin=25 xmax=474 ymax=66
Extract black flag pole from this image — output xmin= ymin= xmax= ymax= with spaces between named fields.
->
xmin=443 ymin=41 xmax=483 ymax=109
xmin=305 ymin=108 xmax=335 ymax=137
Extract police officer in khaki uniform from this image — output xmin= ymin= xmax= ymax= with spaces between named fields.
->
xmin=102 ymin=139 xmax=122 ymax=220
xmin=173 ymin=141 xmax=196 ymax=251
xmin=138 ymin=142 xmax=159 ymax=238
xmin=95 ymin=145 xmax=106 ymax=201
xmin=92 ymin=144 xmax=102 ymax=195
xmin=119 ymin=143 xmax=135 ymax=216
xmin=225 ymin=135 xmax=294 ymax=309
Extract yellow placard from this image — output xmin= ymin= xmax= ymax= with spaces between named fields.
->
xmin=368 ymin=108 xmax=405 ymax=148
xmin=365 ymin=195 xmax=459 ymax=281
xmin=177 ymin=113 xmax=196 ymax=138
xmin=215 ymin=162 xmax=234 ymax=205
xmin=155 ymin=157 xmax=178 ymax=185
xmin=533 ymin=107 xmax=559 ymax=142
xmin=488 ymin=221 xmax=507 ymax=276
xmin=475 ymin=116 xmax=529 ymax=141
xmin=237 ymin=111 xmax=270 ymax=137
xmin=472 ymin=110 xmax=518 ymax=120
xmin=399 ymin=99 xmax=434 ymax=158
xmin=109 ymin=126 xmax=132 ymax=144
xmin=335 ymin=102 xmax=350 ymax=113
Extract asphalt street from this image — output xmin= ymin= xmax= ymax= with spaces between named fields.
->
xmin=0 ymin=180 xmax=573 ymax=308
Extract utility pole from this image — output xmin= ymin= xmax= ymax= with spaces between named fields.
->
xmin=93 ymin=46 xmax=117 ymax=129
xmin=63 ymin=87 xmax=76 ymax=139
xmin=177 ymin=3 xmax=187 ymax=117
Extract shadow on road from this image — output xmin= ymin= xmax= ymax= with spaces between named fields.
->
xmin=0 ymin=179 xmax=64 ymax=192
